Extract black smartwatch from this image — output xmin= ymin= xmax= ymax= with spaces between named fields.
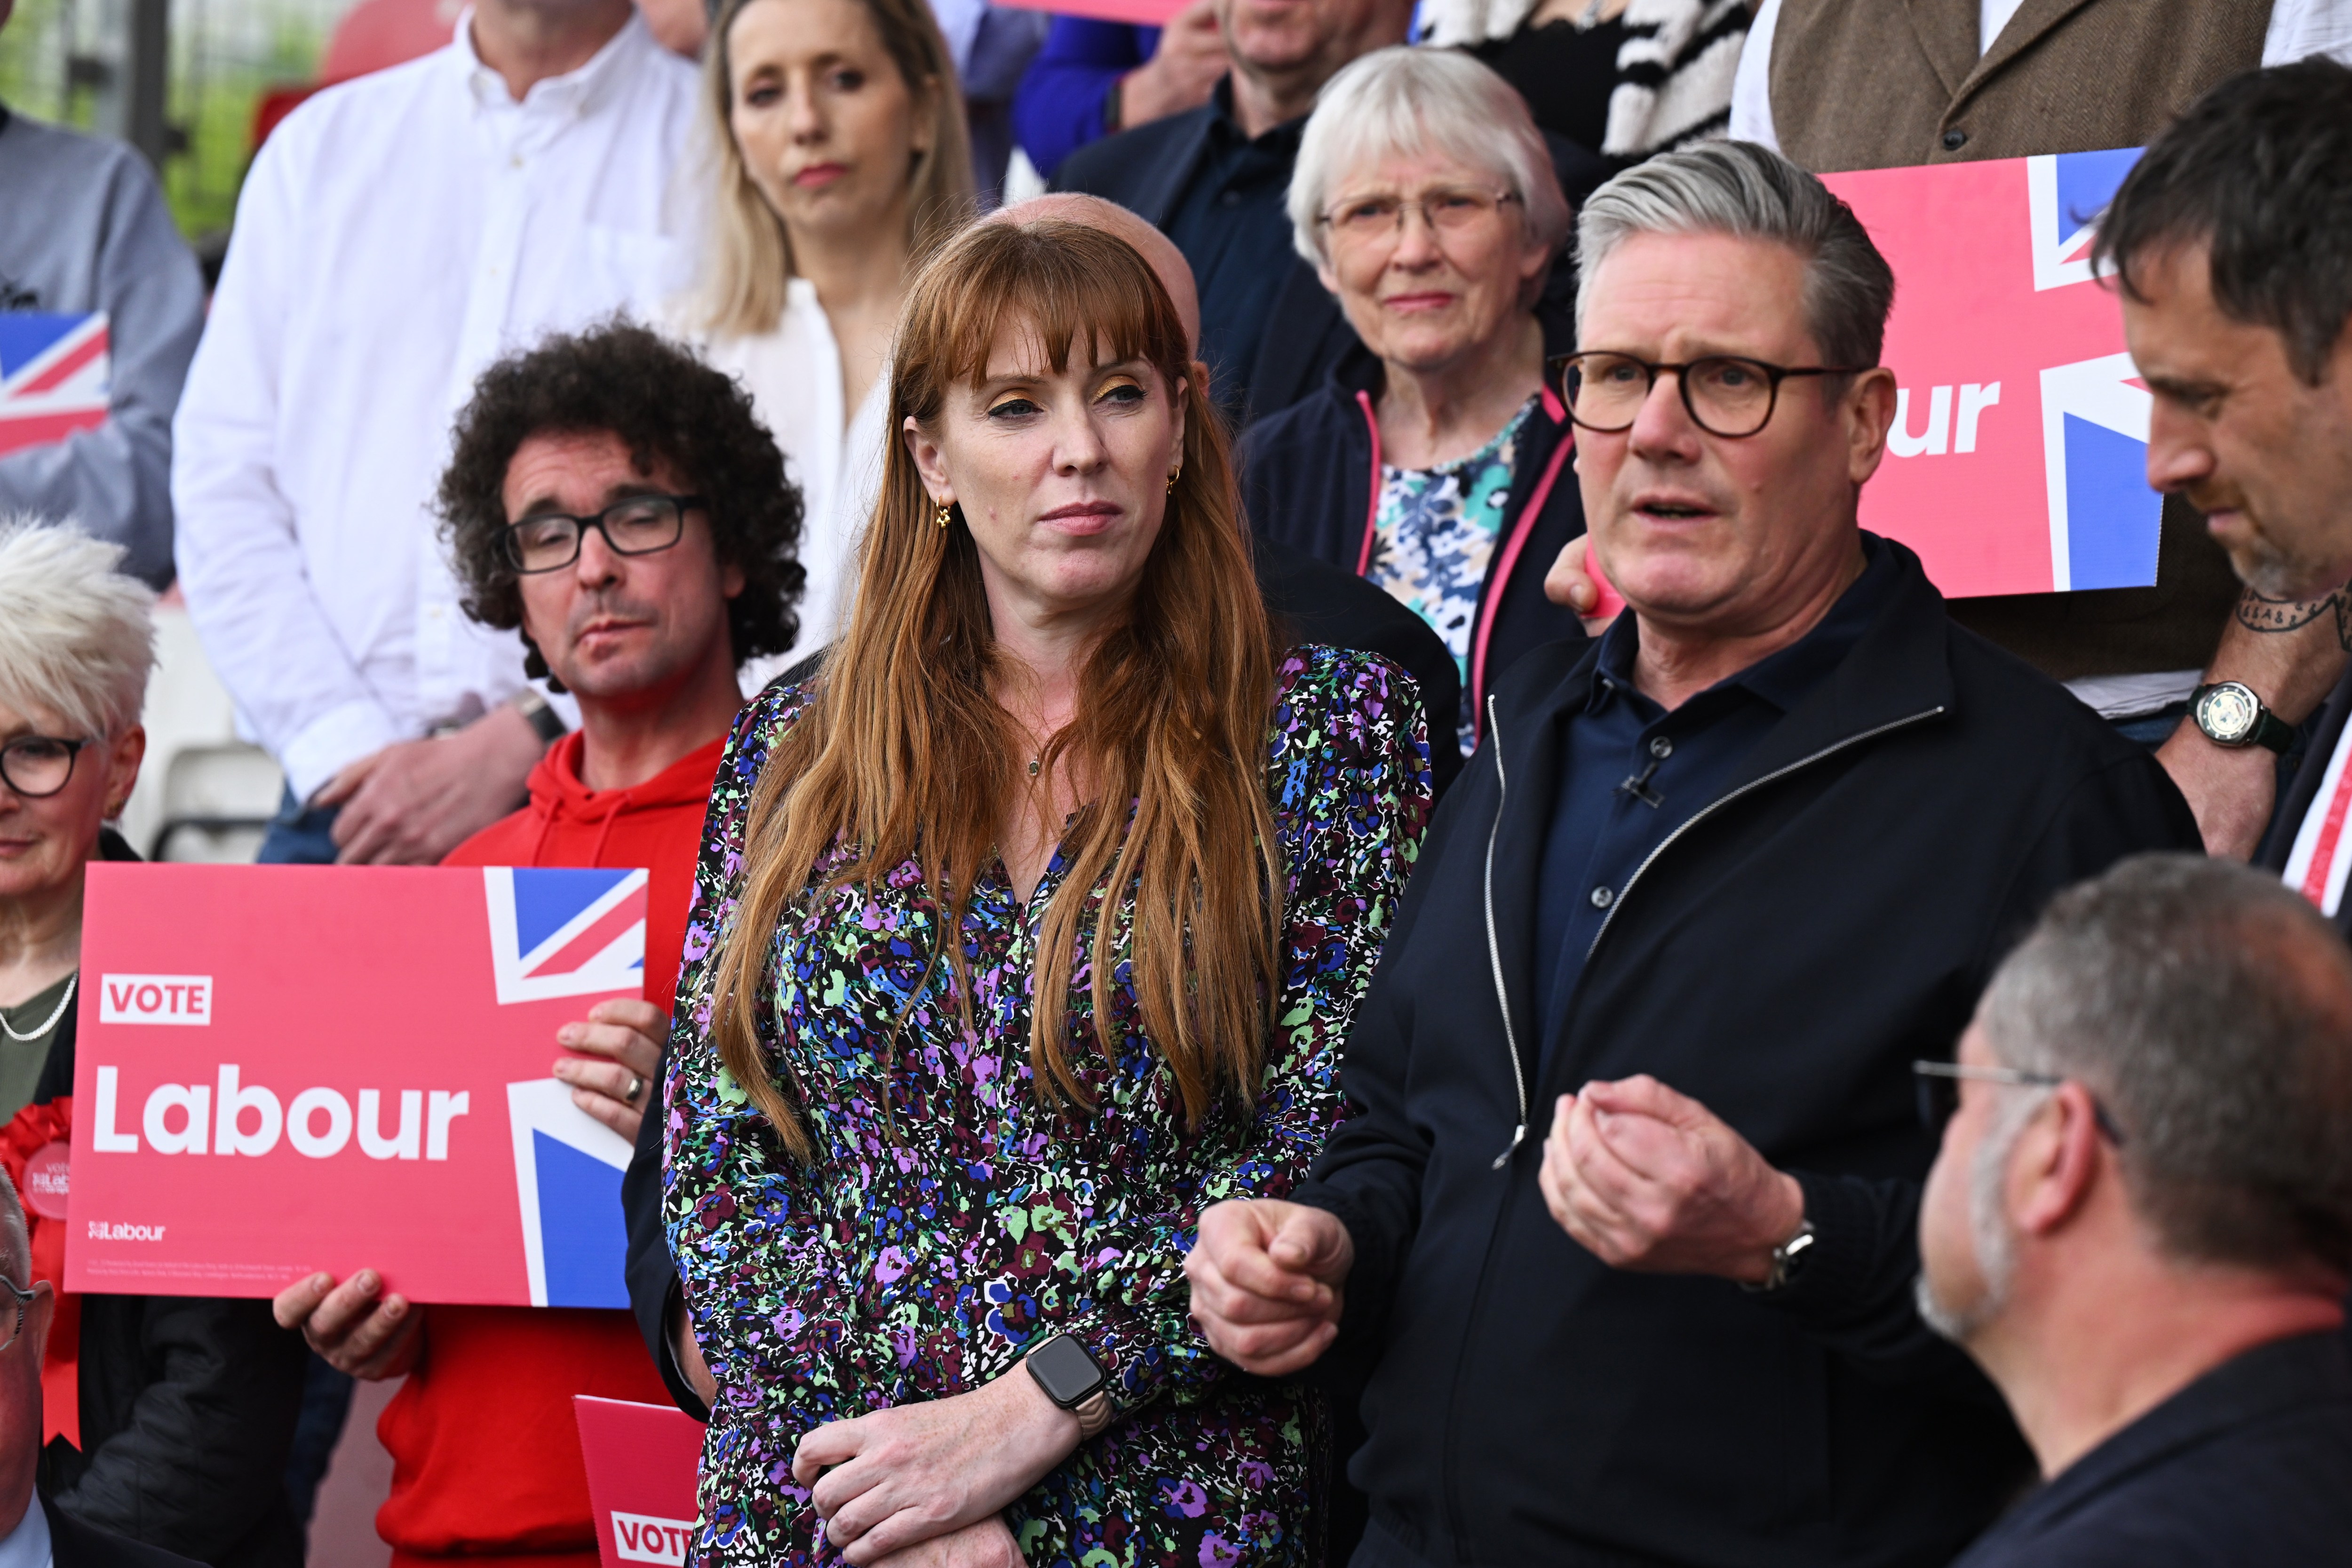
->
xmin=1025 ymin=1334 xmax=1113 ymax=1439
xmin=2193 ymin=682 xmax=2295 ymax=754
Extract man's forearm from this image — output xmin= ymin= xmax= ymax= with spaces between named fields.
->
xmin=2157 ymin=585 xmax=2352 ymax=859
xmin=2209 ymin=583 xmax=2352 ymax=721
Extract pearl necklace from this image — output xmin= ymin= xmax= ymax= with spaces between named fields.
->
xmin=0 ymin=972 xmax=75 ymax=1044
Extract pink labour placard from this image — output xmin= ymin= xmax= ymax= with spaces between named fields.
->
xmin=67 ymin=863 xmax=647 ymax=1305
xmin=988 ymin=0 xmax=1190 ymax=25
xmin=1820 ymin=148 xmax=2157 ymax=598
xmin=576 ymin=1396 xmax=706 ymax=1567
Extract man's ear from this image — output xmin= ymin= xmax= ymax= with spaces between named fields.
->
xmin=1845 ymin=367 xmax=1898 ymax=487
xmin=2012 ymin=1085 xmax=2107 ymax=1240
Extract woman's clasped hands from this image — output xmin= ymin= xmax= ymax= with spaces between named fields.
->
xmin=789 ymin=1364 xmax=1082 ymax=1567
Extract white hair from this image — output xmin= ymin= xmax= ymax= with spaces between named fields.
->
xmin=1287 ymin=46 xmax=1573 ymax=271
xmin=0 ymin=517 xmax=158 ymax=739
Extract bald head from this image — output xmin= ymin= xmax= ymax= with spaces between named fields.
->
xmin=987 ymin=194 xmax=1201 ymax=358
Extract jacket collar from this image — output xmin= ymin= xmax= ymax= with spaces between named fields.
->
xmin=1950 ymin=0 xmax=2102 ymax=109
xmin=1482 ymin=534 xmax=1956 ymax=1022
xmin=1994 ymin=1331 xmax=2352 ymax=1544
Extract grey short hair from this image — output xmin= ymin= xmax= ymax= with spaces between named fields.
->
xmin=1287 ymin=46 xmax=1572 ymax=271
xmin=0 ymin=1170 xmax=27 ymax=1286
xmin=1575 ymin=140 xmax=1894 ymax=372
xmin=1979 ymin=853 xmax=2352 ymax=1277
xmin=0 ymin=518 xmax=157 ymax=739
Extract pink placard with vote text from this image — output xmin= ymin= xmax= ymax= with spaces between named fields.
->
xmin=577 ymin=1396 xmax=706 ymax=1566
xmin=65 ymin=863 xmax=646 ymax=1305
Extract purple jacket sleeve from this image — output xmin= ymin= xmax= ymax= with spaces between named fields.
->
xmin=1010 ymin=18 xmax=1160 ymax=182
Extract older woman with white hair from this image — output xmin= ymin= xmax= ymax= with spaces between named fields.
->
xmin=0 ymin=522 xmax=151 ymax=1094
xmin=1240 ymin=46 xmax=1589 ymax=757
xmin=0 ymin=518 xmax=309 ymax=1568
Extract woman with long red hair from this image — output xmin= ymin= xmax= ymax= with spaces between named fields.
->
xmin=660 ymin=218 xmax=1430 ymax=1566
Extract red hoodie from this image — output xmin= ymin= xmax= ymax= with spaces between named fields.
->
xmin=375 ymin=731 xmax=722 ymax=1567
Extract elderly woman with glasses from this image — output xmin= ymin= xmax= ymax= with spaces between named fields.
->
xmin=0 ymin=519 xmax=309 ymax=1565
xmin=1240 ymin=46 xmax=1589 ymax=759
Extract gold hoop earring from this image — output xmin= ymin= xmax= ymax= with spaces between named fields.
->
xmin=1166 ymin=466 xmax=1181 ymax=494
xmin=935 ymin=501 xmax=954 ymax=529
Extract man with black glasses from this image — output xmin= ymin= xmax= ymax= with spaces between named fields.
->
xmin=269 ymin=324 xmax=804 ymax=1568
xmin=1187 ymin=143 xmax=2202 ymax=1568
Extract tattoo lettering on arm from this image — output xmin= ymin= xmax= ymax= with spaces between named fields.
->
xmin=2233 ymin=586 xmax=2352 ymax=649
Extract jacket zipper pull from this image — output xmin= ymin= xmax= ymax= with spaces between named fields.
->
xmin=1492 ymin=1121 xmax=1525 ymax=1170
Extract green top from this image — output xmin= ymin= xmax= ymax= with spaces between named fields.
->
xmin=0 ymin=972 xmax=71 ymax=1125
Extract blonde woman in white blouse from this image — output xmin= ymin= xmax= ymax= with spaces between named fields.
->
xmin=681 ymin=0 xmax=976 ymax=676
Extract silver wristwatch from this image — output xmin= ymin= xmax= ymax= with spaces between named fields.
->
xmin=2192 ymin=681 xmax=2294 ymax=754
xmin=1742 ymin=1218 xmax=1817 ymax=1294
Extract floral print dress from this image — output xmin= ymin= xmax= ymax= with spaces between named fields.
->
xmin=1364 ymin=395 xmax=1537 ymax=756
xmin=662 ymin=646 xmax=1431 ymax=1568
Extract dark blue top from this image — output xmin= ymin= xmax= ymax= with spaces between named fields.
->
xmin=1951 ymin=1328 xmax=2352 ymax=1567
xmin=1160 ymin=79 xmax=1304 ymax=420
xmin=1532 ymin=539 xmax=1898 ymax=1050
xmin=1010 ymin=18 xmax=1161 ymax=182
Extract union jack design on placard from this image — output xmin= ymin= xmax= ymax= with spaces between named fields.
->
xmin=1827 ymin=148 xmax=2161 ymax=597
xmin=0 ymin=312 xmax=110 ymax=457
xmin=481 ymin=867 xmax=648 ymax=1004
xmin=2026 ymin=150 xmax=2160 ymax=592
xmin=507 ymin=1078 xmax=633 ymax=1308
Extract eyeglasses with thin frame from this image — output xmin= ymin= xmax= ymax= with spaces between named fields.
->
xmin=1912 ymin=1059 xmax=2128 ymax=1146
xmin=1553 ymin=351 xmax=1875 ymax=439
xmin=0 ymin=735 xmax=91 ymax=799
xmin=0 ymin=1274 xmax=36 ymax=1353
xmin=501 ymin=493 xmax=707 ymax=575
xmin=1318 ymin=187 xmax=1523 ymax=250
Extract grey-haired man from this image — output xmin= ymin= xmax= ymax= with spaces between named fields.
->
xmin=1187 ymin=141 xmax=2201 ymax=1568
xmin=1921 ymin=854 xmax=2352 ymax=1566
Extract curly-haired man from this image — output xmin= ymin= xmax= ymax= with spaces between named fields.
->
xmin=269 ymin=321 xmax=803 ymax=1568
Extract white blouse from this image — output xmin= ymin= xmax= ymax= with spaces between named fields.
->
xmin=689 ymin=277 xmax=891 ymax=690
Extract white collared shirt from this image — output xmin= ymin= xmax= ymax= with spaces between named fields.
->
xmin=171 ymin=11 xmax=702 ymax=800
xmin=0 ymin=1499 xmax=52 ymax=1568
xmin=687 ymin=279 xmax=891 ymax=687
xmin=1731 ymin=0 xmax=2352 ymax=151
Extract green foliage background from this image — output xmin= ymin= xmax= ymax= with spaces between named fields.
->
xmin=0 ymin=0 xmax=329 ymax=241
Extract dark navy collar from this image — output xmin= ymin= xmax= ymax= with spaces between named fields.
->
xmin=1205 ymin=76 xmax=1306 ymax=154
xmin=1990 ymin=1329 xmax=2352 ymax=1543
xmin=1590 ymin=533 xmax=1898 ymax=717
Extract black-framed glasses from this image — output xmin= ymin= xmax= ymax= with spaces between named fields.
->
xmin=0 ymin=735 xmax=91 ymax=799
xmin=0 ymin=1274 xmax=36 ymax=1353
xmin=1553 ymin=351 xmax=1875 ymax=439
xmin=1913 ymin=1059 xmax=2128 ymax=1146
xmin=1318 ymin=187 xmax=1522 ymax=248
xmin=501 ymin=493 xmax=706 ymax=574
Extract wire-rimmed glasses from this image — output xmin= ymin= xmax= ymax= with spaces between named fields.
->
xmin=1317 ymin=187 xmax=1522 ymax=252
xmin=1553 ymin=351 xmax=1874 ymax=439
xmin=501 ymin=493 xmax=707 ymax=574
xmin=0 ymin=735 xmax=91 ymax=799
xmin=1912 ymin=1059 xmax=2128 ymax=1146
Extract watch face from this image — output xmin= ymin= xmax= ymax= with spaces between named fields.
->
xmin=2198 ymin=684 xmax=2260 ymax=745
xmin=1027 ymin=1335 xmax=1105 ymax=1406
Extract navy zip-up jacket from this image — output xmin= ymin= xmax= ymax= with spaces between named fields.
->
xmin=1294 ymin=541 xmax=2204 ymax=1568
xmin=1238 ymin=337 xmax=1589 ymax=754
